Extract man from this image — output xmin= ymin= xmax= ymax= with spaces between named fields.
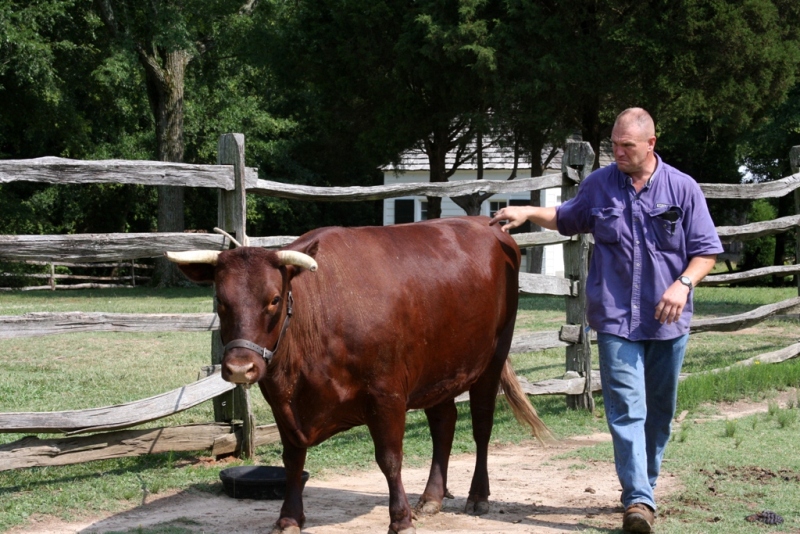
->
xmin=490 ymin=108 xmax=723 ymax=533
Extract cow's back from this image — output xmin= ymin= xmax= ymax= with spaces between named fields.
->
xmin=286 ymin=216 xmax=520 ymax=409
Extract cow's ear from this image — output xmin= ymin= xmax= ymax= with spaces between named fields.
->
xmin=176 ymin=263 xmax=215 ymax=284
xmin=302 ymin=239 xmax=319 ymax=259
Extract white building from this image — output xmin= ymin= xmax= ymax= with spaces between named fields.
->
xmin=382 ymin=145 xmax=566 ymax=276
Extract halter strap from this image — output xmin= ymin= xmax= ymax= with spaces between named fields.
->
xmin=222 ymin=291 xmax=293 ymax=363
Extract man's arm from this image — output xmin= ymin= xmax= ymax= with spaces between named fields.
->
xmin=489 ymin=206 xmax=559 ymax=233
xmin=655 ymin=254 xmax=717 ymax=325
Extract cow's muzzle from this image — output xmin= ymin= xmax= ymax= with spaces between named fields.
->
xmin=220 ymin=292 xmax=293 ymax=382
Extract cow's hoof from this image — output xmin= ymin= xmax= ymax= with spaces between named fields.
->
xmin=270 ymin=526 xmax=300 ymax=534
xmin=464 ymin=499 xmax=490 ymax=516
xmin=414 ymin=499 xmax=442 ymax=516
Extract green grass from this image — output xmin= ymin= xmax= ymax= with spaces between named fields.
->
xmin=657 ymin=408 xmax=800 ymax=533
xmin=558 ymin=406 xmax=800 ymax=533
xmin=1 ymin=285 xmax=799 ymax=532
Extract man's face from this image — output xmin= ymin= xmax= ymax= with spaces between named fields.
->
xmin=611 ymin=122 xmax=655 ymax=176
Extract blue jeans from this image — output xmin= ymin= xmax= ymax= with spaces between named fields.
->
xmin=596 ymin=333 xmax=689 ymax=511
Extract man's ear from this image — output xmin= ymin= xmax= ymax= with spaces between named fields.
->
xmin=176 ymin=263 xmax=215 ymax=284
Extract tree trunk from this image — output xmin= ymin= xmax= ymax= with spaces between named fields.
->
xmin=527 ymin=134 xmax=547 ymax=274
xmin=140 ymin=49 xmax=192 ymax=287
xmin=424 ymin=129 xmax=450 ymax=220
xmin=581 ymin=99 xmax=603 ymax=171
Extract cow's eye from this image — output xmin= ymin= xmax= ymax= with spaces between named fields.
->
xmin=271 ymin=296 xmax=281 ymax=306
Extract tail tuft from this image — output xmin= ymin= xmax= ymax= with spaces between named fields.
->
xmin=500 ymin=360 xmax=556 ymax=444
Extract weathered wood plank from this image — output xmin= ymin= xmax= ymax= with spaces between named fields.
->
xmin=559 ymin=325 xmax=597 ymax=344
xmin=518 ymin=272 xmax=575 ymax=296
xmin=716 ymin=215 xmax=800 ymax=243
xmin=249 ymin=231 xmax=574 ymax=250
xmin=453 ymin=371 xmax=603 ymax=402
xmin=699 ymin=173 xmax=800 ymax=199
xmin=0 ymin=374 xmax=235 ymax=434
xmin=0 ymin=157 xmax=258 ymax=190
xmin=690 ymin=297 xmax=800 ymax=333
xmin=0 ymin=283 xmax=134 ymax=292
xmin=512 ymin=231 xmax=573 ymax=247
xmin=683 ymin=342 xmax=800 ymax=380
xmin=510 ymin=330 xmax=568 ymax=353
xmin=701 ymin=264 xmax=800 ymax=285
xmin=247 ymin=236 xmax=298 ymax=249
xmin=250 ymin=175 xmax=566 ymax=201
xmin=0 ymin=233 xmax=228 ymax=262
xmin=0 ymin=312 xmax=218 ymax=339
xmin=0 ymin=423 xmax=280 ymax=471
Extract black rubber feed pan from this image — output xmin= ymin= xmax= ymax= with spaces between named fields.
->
xmin=220 ymin=466 xmax=310 ymax=500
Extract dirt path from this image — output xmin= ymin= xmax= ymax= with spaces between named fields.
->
xmin=12 ymin=390 xmax=796 ymax=534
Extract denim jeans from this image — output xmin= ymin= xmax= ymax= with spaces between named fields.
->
xmin=596 ymin=332 xmax=689 ymax=511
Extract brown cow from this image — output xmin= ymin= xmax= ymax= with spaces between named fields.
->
xmin=167 ymin=216 xmax=551 ymax=534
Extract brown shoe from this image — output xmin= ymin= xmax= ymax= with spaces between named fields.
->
xmin=623 ymin=503 xmax=654 ymax=533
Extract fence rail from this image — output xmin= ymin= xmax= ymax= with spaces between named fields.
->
xmin=1 ymin=135 xmax=799 ymax=470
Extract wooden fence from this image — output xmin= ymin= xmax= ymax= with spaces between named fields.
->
xmin=0 ymin=260 xmax=151 ymax=291
xmin=1 ymin=134 xmax=800 ymax=471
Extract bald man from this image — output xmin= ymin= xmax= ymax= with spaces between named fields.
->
xmin=491 ymin=108 xmax=723 ymax=533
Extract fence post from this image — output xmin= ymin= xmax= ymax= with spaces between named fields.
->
xmin=214 ymin=133 xmax=254 ymax=458
xmin=790 ymin=146 xmax=800 ymax=296
xmin=48 ymin=263 xmax=55 ymax=291
xmin=561 ymin=140 xmax=595 ymax=411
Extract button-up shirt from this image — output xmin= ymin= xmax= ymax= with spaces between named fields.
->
xmin=556 ymin=154 xmax=724 ymax=340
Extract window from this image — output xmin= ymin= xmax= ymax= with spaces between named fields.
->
xmin=489 ymin=200 xmax=507 ymax=218
xmin=420 ymin=201 xmax=428 ymax=221
xmin=394 ymin=199 xmax=415 ymax=224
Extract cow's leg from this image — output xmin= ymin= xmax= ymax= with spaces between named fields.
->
xmin=366 ymin=402 xmax=415 ymax=534
xmin=465 ymin=361 xmax=505 ymax=516
xmin=415 ymin=400 xmax=457 ymax=516
xmin=271 ymin=440 xmax=308 ymax=534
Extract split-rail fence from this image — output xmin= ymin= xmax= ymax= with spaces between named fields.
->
xmin=1 ymin=134 xmax=799 ymax=471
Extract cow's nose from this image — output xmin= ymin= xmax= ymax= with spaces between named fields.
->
xmin=225 ymin=362 xmax=255 ymax=384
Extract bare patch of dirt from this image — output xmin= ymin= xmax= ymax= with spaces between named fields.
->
xmin=11 ymin=390 xmax=795 ymax=534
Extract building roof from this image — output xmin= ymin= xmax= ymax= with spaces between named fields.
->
xmin=383 ymin=139 xmax=613 ymax=173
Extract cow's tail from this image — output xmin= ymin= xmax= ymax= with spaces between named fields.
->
xmin=501 ymin=360 xmax=555 ymax=444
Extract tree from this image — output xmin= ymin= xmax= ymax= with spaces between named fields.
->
xmin=260 ymin=0 xmax=505 ymax=219
xmin=93 ymin=0 xmax=255 ymax=285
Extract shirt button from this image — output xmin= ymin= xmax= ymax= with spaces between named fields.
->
xmin=635 ymin=240 xmax=640 ymax=245
xmin=636 ymin=262 xmax=640 ymax=267
xmin=633 ymin=304 xmax=639 ymax=309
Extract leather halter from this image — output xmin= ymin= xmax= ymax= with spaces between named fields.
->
xmin=222 ymin=291 xmax=293 ymax=363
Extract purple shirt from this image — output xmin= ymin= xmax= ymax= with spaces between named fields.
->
xmin=556 ymin=154 xmax=723 ymax=340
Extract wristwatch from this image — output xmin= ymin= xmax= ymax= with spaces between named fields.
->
xmin=677 ymin=275 xmax=693 ymax=290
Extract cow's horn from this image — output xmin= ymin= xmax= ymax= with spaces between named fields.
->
xmin=164 ymin=250 xmax=221 ymax=265
xmin=276 ymin=251 xmax=318 ymax=271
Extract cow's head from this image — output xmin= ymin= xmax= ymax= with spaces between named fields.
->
xmin=166 ymin=244 xmax=318 ymax=384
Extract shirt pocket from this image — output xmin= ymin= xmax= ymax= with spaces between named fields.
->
xmin=591 ymin=207 xmax=624 ymax=244
xmin=648 ymin=205 xmax=684 ymax=251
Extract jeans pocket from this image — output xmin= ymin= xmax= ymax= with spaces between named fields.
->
xmin=592 ymin=207 xmax=624 ymax=244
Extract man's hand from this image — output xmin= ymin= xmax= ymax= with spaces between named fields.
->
xmin=655 ymin=281 xmax=691 ymax=324
xmin=489 ymin=205 xmax=558 ymax=232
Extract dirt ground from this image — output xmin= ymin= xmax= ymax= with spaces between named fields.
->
xmin=12 ymin=389 xmax=797 ymax=534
